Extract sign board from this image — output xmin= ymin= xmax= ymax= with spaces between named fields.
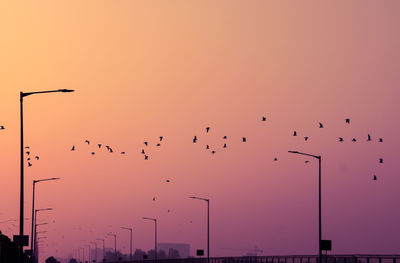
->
xmin=13 ymin=235 xmax=29 ymax=246
xmin=320 ymin=240 xmax=332 ymax=251
xmin=25 ymin=249 xmax=33 ymax=256
xmin=196 ymin=250 xmax=204 ymax=256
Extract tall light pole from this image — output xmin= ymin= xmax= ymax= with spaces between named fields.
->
xmin=19 ymin=89 xmax=74 ymax=261
xmin=121 ymin=227 xmax=133 ymax=262
xmin=90 ymin=242 xmax=98 ymax=262
xmin=33 ymin=208 xmax=52 ymax=262
xmin=96 ymin=238 xmax=105 ymax=261
xmin=30 ymin=178 xmax=60 ymax=254
xmin=288 ymin=150 xmax=322 ymax=263
xmin=189 ymin=196 xmax=210 ymax=263
xmin=143 ymin=217 xmax=157 ymax=263
xmin=107 ymin=233 xmax=117 ymax=261
xmin=80 ymin=247 xmax=85 ymax=263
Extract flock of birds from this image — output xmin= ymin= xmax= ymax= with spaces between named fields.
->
xmin=0 ymin=116 xmax=385 ymax=185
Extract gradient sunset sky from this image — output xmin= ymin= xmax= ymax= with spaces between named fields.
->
xmin=1 ymin=1 xmax=400 ymax=261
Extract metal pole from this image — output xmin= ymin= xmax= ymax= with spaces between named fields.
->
xmin=30 ymin=181 xmax=35 ymax=256
xmin=19 ymin=92 xmax=24 ymax=262
xmin=319 ymin=156 xmax=322 ymax=263
xmin=115 ymin=235 xmax=117 ymax=261
xmin=155 ymin=220 xmax=157 ymax=263
xmin=130 ymin=229 xmax=132 ymax=262
xmin=207 ymin=200 xmax=210 ymax=263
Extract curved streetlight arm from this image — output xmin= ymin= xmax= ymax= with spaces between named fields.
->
xmin=22 ymin=89 xmax=75 ymax=98
xmin=288 ymin=150 xmax=320 ymax=159
xmin=189 ymin=196 xmax=209 ymax=202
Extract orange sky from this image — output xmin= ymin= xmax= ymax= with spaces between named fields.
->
xmin=1 ymin=1 xmax=400 ymax=261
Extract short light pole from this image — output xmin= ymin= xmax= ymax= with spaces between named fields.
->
xmin=288 ymin=150 xmax=322 ymax=263
xmin=19 ymin=89 xmax=74 ymax=262
xmin=96 ymin=238 xmax=105 ymax=261
xmin=85 ymin=244 xmax=91 ymax=263
xmin=33 ymin=208 xmax=52 ymax=262
xmin=189 ymin=196 xmax=210 ymax=263
xmin=90 ymin=242 xmax=98 ymax=262
xmin=121 ymin=227 xmax=133 ymax=262
xmin=30 ymin=178 xmax=60 ymax=255
xmin=34 ymin=222 xmax=48 ymax=263
xmin=143 ymin=217 xmax=157 ymax=263
xmin=80 ymin=247 xmax=85 ymax=263
xmin=107 ymin=233 xmax=117 ymax=261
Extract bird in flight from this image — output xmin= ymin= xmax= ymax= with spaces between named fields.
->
xmin=25 ymin=146 xmax=30 ymax=149
xmin=152 ymin=197 xmax=156 ymax=201
xmin=379 ymin=158 xmax=383 ymax=163
xmin=98 ymin=144 xmax=102 ymax=149
xmin=159 ymin=136 xmax=163 ymax=141
xmin=367 ymin=134 xmax=372 ymax=141
xmin=319 ymin=122 xmax=323 ymax=128
xmin=105 ymin=146 xmax=110 ymax=150
xmin=274 ymin=158 xmax=278 ymax=161
xmin=206 ymin=145 xmax=209 ymax=150
xmin=144 ymin=155 xmax=149 ymax=160
xmin=379 ymin=138 xmax=383 ymax=142
xmin=109 ymin=148 xmax=113 ymax=153
xmin=121 ymin=152 xmax=125 ymax=154
xmin=223 ymin=136 xmax=227 ymax=139
xmin=262 ymin=116 xmax=266 ymax=122
xmin=141 ymin=149 xmax=145 ymax=154
xmin=85 ymin=140 xmax=90 ymax=145
xmin=28 ymin=162 xmax=32 ymax=167
xmin=345 ymin=118 xmax=350 ymax=124
xmin=91 ymin=152 xmax=95 ymax=155
xmin=304 ymin=137 xmax=309 ymax=141
xmin=0 ymin=125 xmax=4 ymax=130
xmin=193 ymin=136 xmax=198 ymax=143
xmin=293 ymin=131 xmax=297 ymax=136
xmin=144 ymin=141 xmax=148 ymax=146
xmin=27 ymin=157 xmax=31 ymax=161
xmin=211 ymin=150 xmax=216 ymax=154
xmin=156 ymin=143 xmax=161 ymax=147
xmin=26 ymin=151 xmax=30 ymax=155
xmin=305 ymin=161 xmax=309 ymax=163
xmin=338 ymin=137 xmax=344 ymax=142
xmin=35 ymin=156 xmax=39 ymax=160
xmin=223 ymin=143 xmax=227 ymax=148
xmin=206 ymin=127 xmax=210 ymax=133
xmin=71 ymin=146 xmax=75 ymax=151
xmin=168 ymin=209 xmax=171 ymax=213
xmin=166 ymin=179 xmax=170 ymax=183
xmin=352 ymin=138 xmax=357 ymax=142
xmin=242 ymin=137 xmax=246 ymax=142
xmin=373 ymin=175 xmax=377 ymax=181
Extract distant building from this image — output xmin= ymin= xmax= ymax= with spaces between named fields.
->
xmin=158 ymin=243 xmax=190 ymax=258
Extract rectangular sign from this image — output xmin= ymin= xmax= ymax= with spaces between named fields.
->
xmin=321 ymin=240 xmax=332 ymax=251
xmin=13 ymin=235 xmax=29 ymax=246
xmin=197 ymin=250 xmax=204 ymax=256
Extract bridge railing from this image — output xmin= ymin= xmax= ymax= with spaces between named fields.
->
xmin=102 ymin=255 xmax=400 ymax=263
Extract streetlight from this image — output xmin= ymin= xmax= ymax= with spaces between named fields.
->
xmin=19 ymin=89 xmax=74 ymax=261
xmin=80 ymin=247 xmax=85 ymax=263
xmin=107 ymin=233 xmax=117 ymax=261
xmin=288 ymin=150 xmax=322 ymax=263
xmin=85 ymin=244 xmax=91 ymax=263
xmin=33 ymin=208 xmax=52 ymax=262
xmin=90 ymin=242 xmax=98 ymax=262
xmin=30 ymin=178 xmax=60 ymax=254
xmin=96 ymin=239 xmax=105 ymax=261
xmin=189 ymin=196 xmax=210 ymax=263
xmin=143 ymin=217 xmax=157 ymax=263
xmin=34 ymin=221 xmax=49 ymax=263
xmin=121 ymin=227 xmax=133 ymax=262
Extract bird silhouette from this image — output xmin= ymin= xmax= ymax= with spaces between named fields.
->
xmin=168 ymin=209 xmax=171 ymax=213
xmin=35 ymin=156 xmax=39 ymax=160
xmin=71 ymin=146 xmax=75 ymax=151
xmin=379 ymin=138 xmax=383 ymax=142
xmin=305 ymin=161 xmax=309 ymax=163
xmin=338 ymin=137 xmax=344 ymax=142
xmin=367 ymin=134 xmax=372 ymax=141
xmin=0 ymin=126 xmax=4 ymax=130
xmin=352 ymin=138 xmax=357 ymax=142
xmin=121 ymin=152 xmax=125 ymax=154
xmin=91 ymin=152 xmax=95 ymax=155
xmin=345 ymin=118 xmax=350 ymax=124
xmin=144 ymin=155 xmax=149 ymax=160
xmin=206 ymin=145 xmax=209 ymax=149
xmin=293 ymin=131 xmax=297 ymax=136
xmin=159 ymin=136 xmax=163 ymax=141
xmin=105 ymin=145 xmax=110 ymax=150
xmin=27 ymin=158 xmax=31 ymax=161
xmin=206 ymin=127 xmax=210 ymax=133
xmin=262 ymin=116 xmax=266 ymax=121
xmin=109 ymin=148 xmax=113 ymax=153
xmin=144 ymin=141 xmax=148 ymax=146
xmin=156 ymin=143 xmax=161 ymax=147
xmin=26 ymin=151 xmax=30 ymax=155
xmin=85 ymin=140 xmax=90 ymax=145
xmin=211 ymin=150 xmax=216 ymax=154
xmin=98 ymin=144 xmax=102 ymax=148
xmin=223 ymin=143 xmax=227 ymax=148
xmin=28 ymin=162 xmax=32 ymax=167
xmin=373 ymin=175 xmax=377 ymax=181
xmin=166 ymin=179 xmax=170 ymax=183
xmin=379 ymin=158 xmax=383 ymax=163
xmin=152 ymin=197 xmax=156 ymax=201
xmin=304 ymin=137 xmax=309 ymax=141
xmin=193 ymin=136 xmax=198 ymax=143
xmin=274 ymin=158 xmax=278 ymax=161
xmin=223 ymin=136 xmax=227 ymax=139
xmin=242 ymin=137 xmax=246 ymax=142
xmin=141 ymin=149 xmax=145 ymax=154
xmin=25 ymin=146 xmax=30 ymax=149
xmin=319 ymin=122 xmax=323 ymax=128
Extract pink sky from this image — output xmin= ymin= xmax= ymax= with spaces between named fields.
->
xmin=1 ymin=1 xmax=400 ymax=261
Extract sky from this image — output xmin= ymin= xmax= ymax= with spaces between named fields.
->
xmin=1 ymin=0 xmax=400 ymax=261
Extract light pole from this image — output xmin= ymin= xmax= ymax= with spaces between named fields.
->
xmin=189 ymin=196 xmax=210 ymax=263
xmin=80 ymin=247 xmax=85 ymax=263
xmin=19 ymin=89 xmax=74 ymax=261
xmin=96 ymin=239 xmax=105 ymax=261
xmin=121 ymin=227 xmax=133 ymax=262
xmin=85 ymin=244 xmax=91 ymax=263
xmin=30 ymin=178 xmax=60 ymax=254
xmin=34 ymin=222 xmax=48 ymax=263
xmin=33 ymin=208 xmax=52 ymax=262
xmin=288 ymin=150 xmax=322 ymax=263
xmin=107 ymin=233 xmax=117 ymax=261
xmin=90 ymin=242 xmax=98 ymax=262
xmin=143 ymin=217 xmax=157 ymax=263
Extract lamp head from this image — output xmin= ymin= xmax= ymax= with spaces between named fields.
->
xmin=58 ymin=89 xmax=75 ymax=93
xmin=288 ymin=151 xmax=299 ymax=154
